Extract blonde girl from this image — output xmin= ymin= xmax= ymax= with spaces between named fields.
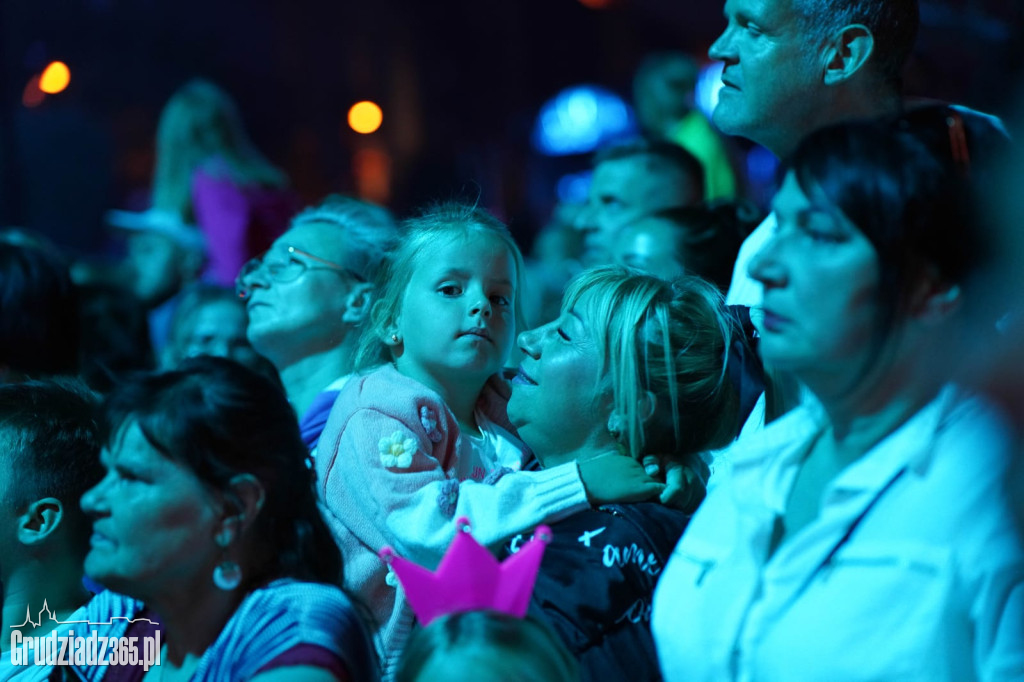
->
xmin=316 ymin=203 xmax=662 ymax=675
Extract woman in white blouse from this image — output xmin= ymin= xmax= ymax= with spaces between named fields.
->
xmin=652 ymin=106 xmax=1024 ymax=681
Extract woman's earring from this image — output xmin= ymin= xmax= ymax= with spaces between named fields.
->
xmin=607 ymin=413 xmax=624 ymax=442
xmin=213 ymin=559 xmax=242 ymax=591
xmin=213 ymin=531 xmax=242 ymax=591
xmin=391 ymin=333 xmax=399 ymax=344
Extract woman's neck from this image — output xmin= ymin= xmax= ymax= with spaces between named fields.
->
xmin=145 ymin=581 xmax=246 ymax=671
xmin=807 ymin=361 xmax=943 ymax=464
xmin=531 ymin=430 xmax=620 ymax=470
xmin=278 ymin=345 xmax=355 ymax=418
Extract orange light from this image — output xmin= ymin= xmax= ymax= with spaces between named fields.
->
xmin=39 ymin=61 xmax=71 ymax=94
xmin=353 ymin=146 xmax=392 ymax=203
xmin=348 ymin=101 xmax=383 ymax=134
xmin=22 ymin=76 xmax=45 ymax=108
xmin=578 ymin=0 xmax=613 ymax=7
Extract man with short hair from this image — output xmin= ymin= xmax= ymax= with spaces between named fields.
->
xmin=238 ymin=195 xmax=398 ymax=452
xmin=573 ymin=139 xmax=704 ymax=266
xmin=0 ymin=379 xmax=103 ymax=679
xmin=716 ymin=0 xmax=918 ymax=305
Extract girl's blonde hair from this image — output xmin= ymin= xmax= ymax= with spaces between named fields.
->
xmin=396 ymin=611 xmax=579 ymax=682
xmin=153 ymin=79 xmax=286 ymax=220
xmin=355 ymin=202 xmax=527 ymax=372
xmin=563 ymin=265 xmax=739 ymax=467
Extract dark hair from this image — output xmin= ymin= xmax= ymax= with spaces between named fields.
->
xmin=0 ymin=242 xmax=80 ymax=378
xmin=788 ymin=105 xmax=1007 ymax=356
xmin=649 ymin=200 xmax=763 ymax=291
xmin=396 ymin=611 xmax=579 ymax=682
xmin=594 ymin=138 xmax=706 ymax=205
xmin=793 ymin=0 xmax=919 ymax=89
xmin=77 ymin=284 xmax=154 ymax=393
xmin=99 ymin=356 xmax=341 ymax=588
xmin=0 ymin=378 xmax=102 ymax=554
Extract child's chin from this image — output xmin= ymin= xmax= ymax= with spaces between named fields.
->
xmin=454 ymin=356 xmax=505 ymax=377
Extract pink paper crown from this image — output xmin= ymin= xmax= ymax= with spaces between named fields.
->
xmin=378 ymin=517 xmax=551 ymax=626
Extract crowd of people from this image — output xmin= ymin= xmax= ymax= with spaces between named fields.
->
xmin=1 ymin=0 xmax=1023 ymax=680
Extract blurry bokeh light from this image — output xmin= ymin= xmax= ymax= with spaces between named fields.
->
xmin=39 ymin=61 xmax=71 ymax=94
xmin=577 ymin=0 xmax=614 ymax=8
xmin=353 ymin=146 xmax=392 ymax=204
xmin=22 ymin=76 xmax=45 ymax=108
xmin=695 ymin=61 xmax=724 ymax=122
xmin=348 ymin=101 xmax=383 ymax=134
xmin=532 ymin=85 xmax=636 ymax=156
xmin=556 ymin=170 xmax=593 ymax=204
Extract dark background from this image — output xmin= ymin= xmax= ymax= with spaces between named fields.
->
xmin=2 ymin=0 xmax=1022 ymax=255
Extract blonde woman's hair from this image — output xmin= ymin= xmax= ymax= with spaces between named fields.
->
xmin=355 ymin=202 xmax=527 ymax=372
xmin=153 ymin=78 xmax=286 ymax=220
xmin=563 ymin=265 xmax=739 ymax=467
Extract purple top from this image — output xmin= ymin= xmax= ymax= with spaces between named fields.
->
xmin=190 ymin=162 xmax=300 ymax=287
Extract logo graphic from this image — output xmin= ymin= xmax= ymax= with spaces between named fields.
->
xmin=10 ymin=601 xmax=162 ymax=671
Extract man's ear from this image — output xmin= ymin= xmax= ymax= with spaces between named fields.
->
xmin=341 ymin=282 xmax=374 ymax=324
xmin=214 ymin=474 xmax=266 ymax=547
xmin=822 ymin=24 xmax=874 ymax=86
xmin=16 ymin=498 xmax=64 ymax=546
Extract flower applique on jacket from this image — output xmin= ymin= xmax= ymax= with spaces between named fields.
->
xmin=379 ymin=431 xmax=418 ymax=468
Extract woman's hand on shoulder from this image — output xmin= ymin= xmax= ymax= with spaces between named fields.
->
xmin=578 ymin=453 xmax=664 ymax=505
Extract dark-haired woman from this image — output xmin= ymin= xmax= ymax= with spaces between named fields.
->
xmin=652 ymin=109 xmax=1024 ymax=681
xmin=68 ymin=356 xmax=375 ymax=681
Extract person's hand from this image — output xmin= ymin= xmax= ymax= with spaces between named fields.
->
xmin=642 ymin=454 xmax=709 ymax=514
xmin=578 ymin=453 xmax=664 ymax=505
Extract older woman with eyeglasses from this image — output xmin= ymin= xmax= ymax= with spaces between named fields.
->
xmin=652 ymin=107 xmax=1024 ymax=681
xmin=235 ymin=195 xmax=398 ymax=453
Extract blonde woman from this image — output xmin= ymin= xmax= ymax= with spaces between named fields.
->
xmin=153 ymin=79 xmax=298 ymax=286
xmin=503 ymin=265 xmax=741 ymax=681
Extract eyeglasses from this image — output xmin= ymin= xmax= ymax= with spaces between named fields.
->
xmin=235 ymin=246 xmax=365 ymax=299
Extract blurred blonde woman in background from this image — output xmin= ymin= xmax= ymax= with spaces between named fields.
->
xmin=153 ymin=78 xmax=299 ymax=286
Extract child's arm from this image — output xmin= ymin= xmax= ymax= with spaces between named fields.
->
xmin=318 ymin=408 xmax=658 ymax=567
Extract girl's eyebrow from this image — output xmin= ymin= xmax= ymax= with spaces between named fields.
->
xmin=434 ymin=268 xmax=512 ymax=288
xmin=433 ymin=268 xmax=469 ymax=280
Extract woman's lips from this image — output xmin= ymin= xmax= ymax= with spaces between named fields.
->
xmin=511 ymin=367 xmax=537 ymax=386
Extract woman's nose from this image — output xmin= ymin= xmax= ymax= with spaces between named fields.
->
xmin=518 ymin=328 xmax=541 ymax=358
xmin=748 ymin=236 xmax=787 ymax=289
